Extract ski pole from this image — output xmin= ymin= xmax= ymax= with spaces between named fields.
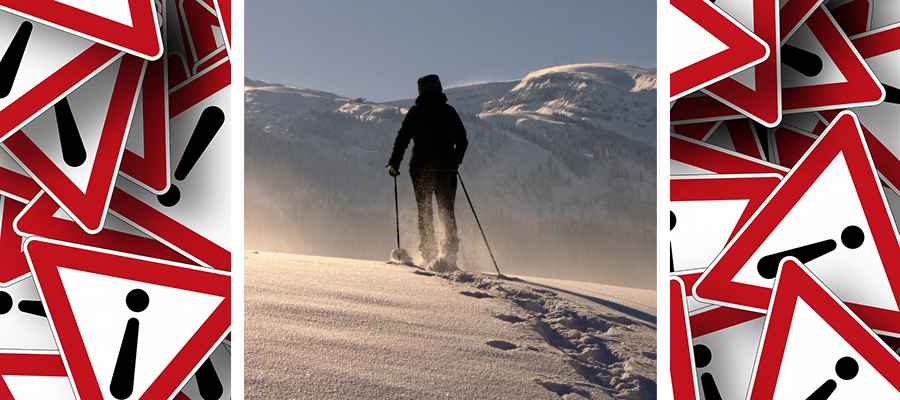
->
xmin=394 ymin=175 xmax=401 ymax=249
xmin=457 ymin=172 xmax=502 ymax=276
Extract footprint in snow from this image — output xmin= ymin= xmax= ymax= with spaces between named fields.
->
xmin=485 ymin=340 xmax=517 ymax=350
xmin=493 ymin=314 xmax=526 ymax=323
xmin=460 ymin=290 xmax=492 ymax=299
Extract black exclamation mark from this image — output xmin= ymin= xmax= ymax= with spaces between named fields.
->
xmin=0 ymin=21 xmax=32 ymax=99
xmin=882 ymin=84 xmax=900 ymax=105
xmin=0 ymin=291 xmax=11 ymax=315
xmin=783 ymin=44 xmax=824 ymax=77
xmin=694 ymin=344 xmax=723 ymax=400
xmin=757 ymin=225 xmax=864 ymax=279
xmin=157 ymin=106 xmax=225 ymax=207
xmin=110 ymin=289 xmax=149 ymax=400
xmin=0 ymin=291 xmax=46 ymax=317
xmin=55 ymin=98 xmax=87 ymax=167
xmin=195 ymin=358 xmax=224 ymax=400
xmin=18 ymin=299 xmax=46 ymax=317
xmin=807 ymin=356 xmax=858 ymax=399
xmin=670 ymin=211 xmax=676 ymax=273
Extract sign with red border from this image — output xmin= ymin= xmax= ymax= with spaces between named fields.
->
xmin=0 ymin=0 xmax=163 ymax=60
xmin=671 ymin=174 xmax=782 ymax=274
xmin=0 ymin=11 xmax=122 ymax=142
xmin=694 ymin=112 xmax=900 ymax=337
xmin=110 ymin=58 xmax=231 ymax=271
xmin=2 ymin=55 xmax=146 ymax=234
xmin=120 ymin=47 xmax=170 ymax=195
xmin=669 ymin=0 xmax=769 ymax=100
xmin=14 ymin=190 xmax=195 ymax=266
xmin=747 ymin=258 xmax=900 ymax=398
xmin=701 ymin=0 xmax=782 ymax=127
xmin=25 ymin=238 xmax=230 ymax=400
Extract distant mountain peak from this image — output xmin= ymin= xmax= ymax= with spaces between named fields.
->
xmin=519 ymin=63 xmax=657 ymax=93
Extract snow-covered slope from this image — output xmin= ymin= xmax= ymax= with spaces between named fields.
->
xmin=244 ymin=77 xmax=352 ymax=129
xmin=479 ymin=64 xmax=656 ymax=143
xmin=245 ymin=251 xmax=656 ymax=399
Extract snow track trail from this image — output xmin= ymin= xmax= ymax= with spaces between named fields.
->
xmin=244 ymin=251 xmax=656 ymax=399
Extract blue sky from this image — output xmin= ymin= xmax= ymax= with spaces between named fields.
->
xmin=245 ymin=1 xmax=657 ymax=102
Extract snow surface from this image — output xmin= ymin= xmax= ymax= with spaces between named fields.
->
xmin=244 ymin=251 xmax=656 ymax=399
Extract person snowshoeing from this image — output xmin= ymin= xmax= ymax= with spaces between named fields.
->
xmin=387 ymin=74 xmax=468 ymax=272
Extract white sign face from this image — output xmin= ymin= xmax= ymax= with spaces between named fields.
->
xmin=59 ymin=267 xmax=223 ymax=400
xmin=691 ymin=308 xmax=766 ymax=400
xmin=0 ymin=276 xmax=56 ymax=352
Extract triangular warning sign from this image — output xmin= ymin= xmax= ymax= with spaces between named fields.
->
xmin=0 ymin=0 xmax=163 ymax=60
xmin=14 ymin=191 xmax=195 ymax=266
xmin=668 ymin=0 xmax=770 ymax=100
xmin=0 ymin=352 xmax=75 ymax=400
xmin=120 ymin=48 xmax=170 ymax=194
xmin=670 ymin=277 xmax=700 ymax=400
xmin=700 ymin=0 xmax=783 ymax=127
xmin=0 ymin=11 xmax=122 ymax=142
xmin=2 ymin=55 xmax=146 ymax=234
xmin=670 ymin=6 xmax=883 ymax=124
xmin=781 ymin=6 xmax=884 ymax=113
xmin=670 ymin=133 xmax=789 ymax=176
xmin=780 ymin=0 xmax=824 ymax=43
xmin=25 ymin=238 xmax=230 ymax=400
xmin=671 ymin=174 xmax=782 ymax=274
xmin=747 ymin=259 xmax=900 ymax=399
xmin=694 ymin=111 xmax=900 ymax=336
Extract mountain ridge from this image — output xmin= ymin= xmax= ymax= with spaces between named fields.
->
xmin=244 ymin=63 xmax=657 ymax=288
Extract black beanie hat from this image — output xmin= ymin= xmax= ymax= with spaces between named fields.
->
xmin=417 ymin=74 xmax=442 ymax=95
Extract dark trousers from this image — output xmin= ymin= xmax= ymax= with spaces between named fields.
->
xmin=410 ymin=169 xmax=459 ymax=262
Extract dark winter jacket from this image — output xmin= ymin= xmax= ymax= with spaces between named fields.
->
xmin=388 ymin=93 xmax=467 ymax=171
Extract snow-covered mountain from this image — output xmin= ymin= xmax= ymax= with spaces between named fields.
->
xmin=244 ymin=63 xmax=656 ymax=289
xmin=247 ymin=63 xmax=656 ymax=143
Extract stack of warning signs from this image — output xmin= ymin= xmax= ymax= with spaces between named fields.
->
xmin=0 ymin=0 xmax=233 ymax=399
xmin=670 ymin=0 xmax=900 ymax=397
